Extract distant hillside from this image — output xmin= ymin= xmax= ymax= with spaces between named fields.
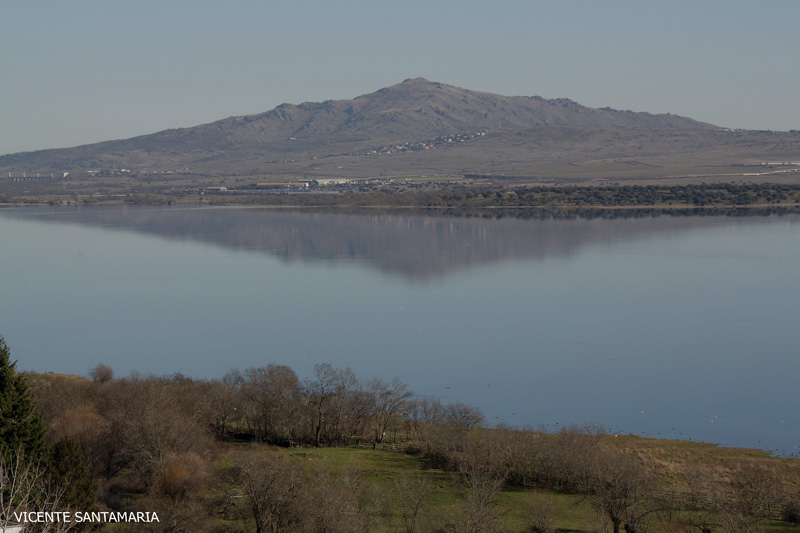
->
xmin=0 ymin=78 xmax=719 ymax=175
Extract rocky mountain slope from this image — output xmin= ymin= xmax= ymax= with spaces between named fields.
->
xmin=0 ymin=78 xmax=720 ymax=175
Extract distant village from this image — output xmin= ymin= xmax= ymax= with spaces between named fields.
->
xmin=199 ymin=176 xmax=399 ymax=196
xmin=368 ymin=131 xmax=487 ymax=155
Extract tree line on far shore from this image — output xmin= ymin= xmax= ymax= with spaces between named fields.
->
xmin=5 ymin=181 xmax=800 ymax=211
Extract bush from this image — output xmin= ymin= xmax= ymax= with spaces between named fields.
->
xmin=89 ymin=363 xmax=114 ymax=383
xmin=783 ymin=499 xmax=800 ymax=525
xmin=524 ymin=493 xmax=556 ymax=533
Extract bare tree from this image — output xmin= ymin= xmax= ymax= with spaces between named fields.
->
xmin=446 ymin=460 xmax=507 ymax=533
xmin=417 ymin=396 xmax=446 ymax=425
xmin=717 ymin=463 xmax=779 ymax=533
xmin=26 ymin=373 xmax=94 ymax=426
xmin=221 ymin=448 xmax=305 ymax=533
xmin=304 ymin=462 xmax=384 ymax=533
xmin=409 ymin=396 xmax=448 ymax=453
xmin=0 ymin=449 xmax=81 ymax=533
xmin=197 ymin=378 xmax=240 ymax=436
xmin=549 ymin=425 xmax=603 ymax=493
xmin=393 ymin=472 xmax=437 ymax=533
xmin=672 ymin=462 xmax=781 ymax=533
xmin=524 ymin=491 xmax=557 ymax=533
xmin=327 ymin=368 xmax=371 ymax=446
xmin=444 ymin=401 xmax=484 ymax=431
xmin=674 ymin=465 xmax=728 ymax=533
xmin=368 ymin=378 xmax=413 ymax=446
xmin=0 ymin=449 xmax=41 ymax=527
xmin=243 ymin=365 xmax=304 ymax=445
xmin=98 ymin=376 xmax=212 ymax=486
xmin=586 ymin=447 xmax=660 ymax=533
xmin=88 ymin=363 xmax=113 ymax=384
xmin=304 ymin=363 xmax=340 ymax=447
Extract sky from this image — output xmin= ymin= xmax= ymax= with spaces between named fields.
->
xmin=1 ymin=0 xmax=798 ymax=155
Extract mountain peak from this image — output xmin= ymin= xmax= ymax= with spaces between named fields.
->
xmin=365 ymin=77 xmax=446 ymax=98
xmin=0 ymin=79 xmax=718 ymax=173
xmin=402 ymin=77 xmax=431 ymax=84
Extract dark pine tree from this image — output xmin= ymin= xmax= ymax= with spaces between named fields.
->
xmin=50 ymin=436 xmax=96 ymax=511
xmin=0 ymin=335 xmax=48 ymax=463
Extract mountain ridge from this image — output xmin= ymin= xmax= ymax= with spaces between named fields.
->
xmin=0 ymin=78 xmax=718 ymax=174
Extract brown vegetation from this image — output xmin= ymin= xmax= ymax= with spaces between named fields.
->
xmin=7 ymin=364 xmax=800 ymax=533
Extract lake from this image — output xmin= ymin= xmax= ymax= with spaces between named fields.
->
xmin=0 ymin=205 xmax=798 ymax=455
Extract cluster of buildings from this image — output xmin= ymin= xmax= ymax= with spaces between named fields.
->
xmin=199 ymin=176 xmax=402 ymax=195
xmin=4 ymin=172 xmax=61 ymax=181
xmin=761 ymin=161 xmax=800 ymax=167
xmin=370 ymin=131 xmax=487 ymax=155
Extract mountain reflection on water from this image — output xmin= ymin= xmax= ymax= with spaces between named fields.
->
xmin=1 ymin=204 xmax=799 ymax=456
xmin=8 ymin=205 xmax=798 ymax=282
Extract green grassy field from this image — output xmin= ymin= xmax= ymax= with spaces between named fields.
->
xmin=262 ymin=443 xmax=800 ymax=533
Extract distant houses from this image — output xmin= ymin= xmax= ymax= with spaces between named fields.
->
xmin=256 ymin=182 xmax=309 ymax=189
xmin=761 ymin=161 xmax=800 ymax=167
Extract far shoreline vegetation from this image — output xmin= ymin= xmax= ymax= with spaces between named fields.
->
xmin=2 ymin=181 xmax=800 ymax=213
xmin=3 ymin=333 xmax=800 ymax=533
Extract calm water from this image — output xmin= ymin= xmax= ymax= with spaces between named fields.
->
xmin=1 ymin=205 xmax=798 ymax=454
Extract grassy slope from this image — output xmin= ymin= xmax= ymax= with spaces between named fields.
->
xmin=273 ymin=446 xmax=590 ymax=532
xmin=270 ymin=442 xmax=799 ymax=533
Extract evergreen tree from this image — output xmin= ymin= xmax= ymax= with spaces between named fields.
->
xmin=0 ymin=335 xmax=48 ymax=462
xmin=50 ymin=436 xmax=96 ymax=511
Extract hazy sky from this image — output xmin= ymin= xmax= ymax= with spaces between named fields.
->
xmin=2 ymin=0 xmax=798 ymax=155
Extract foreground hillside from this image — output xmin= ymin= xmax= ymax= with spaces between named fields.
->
xmin=5 ymin=354 xmax=799 ymax=533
